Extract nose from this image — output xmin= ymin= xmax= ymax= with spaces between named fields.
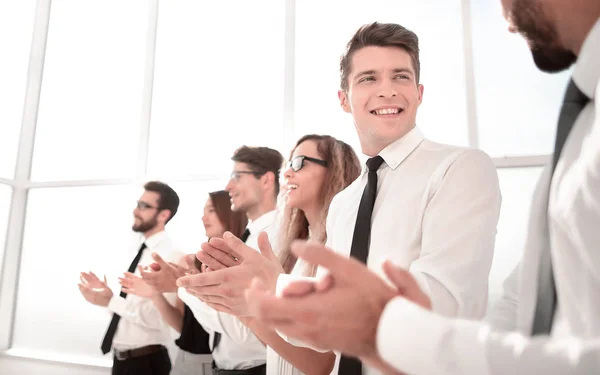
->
xmin=283 ymin=165 xmax=294 ymax=179
xmin=225 ymin=179 xmax=234 ymax=191
xmin=377 ymin=78 xmax=397 ymax=98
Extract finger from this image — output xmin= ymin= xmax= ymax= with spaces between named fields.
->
xmin=151 ymin=252 xmax=171 ymax=270
xmin=291 ymin=241 xmax=361 ymax=282
xmin=123 ymin=272 xmax=141 ymax=281
xmin=207 ymin=235 xmax=244 ymax=260
xmin=168 ymin=262 xmax=188 ymax=274
xmin=149 ymin=263 xmax=161 ymax=272
xmin=89 ymin=272 xmax=101 ymax=281
xmin=185 ymin=284 xmax=232 ymax=299
xmin=196 ymin=249 xmax=229 ymax=271
xmin=103 ymin=274 xmax=108 ymax=285
xmin=177 ymin=269 xmax=229 ymax=288
xmin=245 ymin=279 xmax=295 ymax=324
xmin=80 ymin=273 xmax=95 ymax=284
xmin=280 ymin=280 xmax=316 ymax=297
xmin=200 ymin=241 xmax=239 ymax=267
xmin=315 ymin=273 xmax=334 ymax=292
xmin=382 ymin=260 xmax=432 ymax=309
xmin=205 ymin=302 xmax=234 ymax=315
xmin=256 ymin=232 xmax=278 ymax=262
xmin=184 ymin=254 xmax=197 ymax=269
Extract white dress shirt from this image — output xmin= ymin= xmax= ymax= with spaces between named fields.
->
xmin=278 ymin=127 xmax=502 ymax=375
xmin=181 ymin=210 xmax=279 ymax=369
xmin=108 ymin=230 xmax=184 ymax=351
xmin=377 ymin=18 xmax=600 ymax=375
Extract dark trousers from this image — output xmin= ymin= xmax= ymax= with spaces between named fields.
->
xmin=112 ymin=347 xmax=171 ymax=375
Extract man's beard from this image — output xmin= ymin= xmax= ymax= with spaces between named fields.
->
xmin=512 ymin=0 xmax=576 ymax=72
xmin=132 ymin=214 xmax=158 ymax=233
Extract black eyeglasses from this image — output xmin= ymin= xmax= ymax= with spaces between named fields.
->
xmin=230 ymin=170 xmax=263 ymax=182
xmin=136 ymin=201 xmax=158 ymax=210
xmin=287 ymin=156 xmax=328 ymax=172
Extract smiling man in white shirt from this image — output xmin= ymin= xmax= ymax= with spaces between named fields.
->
xmin=179 ymin=22 xmax=502 ymax=375
xmin=246 ymin=1 xmax=600 ymax=375
xmin=78 ymin=181 xmax=184 ymax=375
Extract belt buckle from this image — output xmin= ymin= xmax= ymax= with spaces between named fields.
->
xmin=114 ymin=349 xmax=129 ymax=361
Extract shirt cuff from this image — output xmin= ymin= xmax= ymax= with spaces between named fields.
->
xmin=377 ymin=297 xmax=489 ymax=375
xmin=107 ymin=295 xmax=127 ymax=317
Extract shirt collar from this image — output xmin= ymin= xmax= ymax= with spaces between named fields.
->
xmin=247 ymin=210 xmax=278 ymax=235
xmin=573 ymin=17 xmax=600 ymax=99
xmin=362 ymin=126 xmax=425 ymax=172
xmin=143 ymin=230 xmax=169 ymax=249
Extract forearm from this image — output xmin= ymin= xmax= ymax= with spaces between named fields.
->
xmin=243 ymin=317 xmax=335 ymax=375
xmin=151 ymin=294 xmax=184 ymax=333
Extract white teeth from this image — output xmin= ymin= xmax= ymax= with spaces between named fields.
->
xmin=287 ymin=184 xmax=298 ymax=190
xmin=373 ymin=108 xmax=400 ymax=115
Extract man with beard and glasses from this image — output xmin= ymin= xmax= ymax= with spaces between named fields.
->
xmin=78 ymin=181 xmax=184 ymax=375
xmin=240 ymin=1 xmax=600 ymax=374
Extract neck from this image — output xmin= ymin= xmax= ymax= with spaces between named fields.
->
xmin=359 ymin=124 xmax=415 ymax=157
xmin=559 ymin=7 xmax=600 ymax=55
xmin=143 ymin=225 xmax=164 ymax=239
xmin=302 ymin=205 xmax=321 ymax=236
xmin=246 ymin=198 xmax=276 ymax=221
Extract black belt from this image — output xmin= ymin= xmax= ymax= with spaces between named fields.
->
xmin=212 ymin=362 xmax=266 ymax=375
xmin=113 ymin=344 xmax=166 ymax=361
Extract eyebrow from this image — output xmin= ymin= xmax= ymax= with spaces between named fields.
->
xmin=354 ymin=68 xmax=414 ymax=79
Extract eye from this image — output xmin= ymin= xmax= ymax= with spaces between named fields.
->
xmin=394 ymin=74 xmax=410 ymax=80
xmin=359 ymin=76 xmax=375 ymax=83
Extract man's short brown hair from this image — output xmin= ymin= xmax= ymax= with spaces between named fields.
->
xmin=231 ymin=146 xmax=284 ymax=195
xmin=340 ymin=22 xmax=420 ymax=91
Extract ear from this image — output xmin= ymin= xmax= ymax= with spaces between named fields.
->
xmin=261 ymin=171 xmax=275 ymax=189
xmin=158 ymin=209 xmax=171 ymax=224
xmin=338 ymin=90 xmax=352 ymax=114
xmin=417 ymin=84 xmax=424 ymax=106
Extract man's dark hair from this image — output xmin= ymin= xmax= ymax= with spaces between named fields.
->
xmin=232 ymin=146 xmax=284 ymax=195
xmin=340 ymin=22 xmax=421 ymax=91
xmin=144 ymin=181 xmax=180 ymax=223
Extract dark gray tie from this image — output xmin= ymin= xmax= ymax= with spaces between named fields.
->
xmin=532 ymin=79 xmax=590 ymax=335
xmin=101 ymin=242 xmax=146 ymax=354
xmin=339 ymin=156 xmax=385 ymax=375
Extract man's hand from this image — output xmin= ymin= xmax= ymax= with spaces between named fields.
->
xmin=78 ymin=271 xmax=113 ymax=307
xmin=139 ymin=252 xmax=187 ymax=293
xmin=119 ymin=270 xmax=159 ymax=298
xmin=246 ymin=240 xmax=429 ymax=360
xmin=176 ymin=231 xmax=283 ymax=316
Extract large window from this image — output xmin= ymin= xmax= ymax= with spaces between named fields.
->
xmin=0 ymin=0 xmax=37 ymax=178
xmin=30 ymin=0 xmax=148 ymax=181
xmin=489 ymin=167 xmax=543 ymax=303
xmin=0 ymin=185 xmax=11 ymax=271
xmin=470 ymin=0 xmax=570 ymax=156
xmin=147 ymin=0 xmax=286 ymax=178
xmin=12 ymin=186 xmax=138 ymax=360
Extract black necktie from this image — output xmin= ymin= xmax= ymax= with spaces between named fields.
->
xmin=212 ymin=228 xmax=251 ymax=351
xmin=339 ymin=156 xmax=384 ymax=375
xmin=532 ymin=79 xmax=590 ymax=335
xmin=101 ymin=242 xmax=147 ymax=354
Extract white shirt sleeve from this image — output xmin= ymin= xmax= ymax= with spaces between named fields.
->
xmin=178 ymin=287 xmax=255 ymax=344
xmin=409 ymin=149 xmax=501 ymax=318
xmin=485 ymin=261 xmax=521 ymax=331
xmin=378 ymin=297 xmax=600 ymax=375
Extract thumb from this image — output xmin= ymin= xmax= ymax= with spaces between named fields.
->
xmin=382 ymin=260 xmax=431 ymax=310
xmin=103 ymin=275 xmax=108 ymax=285
xmin=257 ymin=232 xmax=277 ymax=261
xmin=223 ymin=231 xmax=253 ymax=260
xmin=151 ymin=252 xmax=169 ymax=268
